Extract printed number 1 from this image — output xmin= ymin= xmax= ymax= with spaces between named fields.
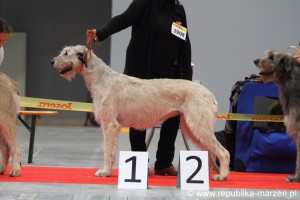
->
xmin=186 ymin=156 xmax=204 ymax=184
xmin=124 ymin=156 xmax=141 ymax=183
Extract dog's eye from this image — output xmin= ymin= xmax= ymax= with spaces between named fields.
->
xmin=64 ymin=51 xmax=68 ymax=56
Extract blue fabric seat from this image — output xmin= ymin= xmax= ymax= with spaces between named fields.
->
xmin=234 ymin=82 xmax=296 ymax=173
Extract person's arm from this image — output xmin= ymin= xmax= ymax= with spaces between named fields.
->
xmin=180 ymin=6 xmax=192 ymax=80
xmin=181 ymin=34 xmax=193 ymax=80
xmin=0 ymin=47 xmax=4 ymax=66
xmin=96 ymin=0 xmax=146 ymax=41
xmin=294 ymin=42 xmax=300 ymax=63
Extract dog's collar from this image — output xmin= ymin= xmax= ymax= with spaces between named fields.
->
xmin=75 ymin=66 xmax=84 ymax=73
xmin=259 ymin=71 xmax=274 ymax=76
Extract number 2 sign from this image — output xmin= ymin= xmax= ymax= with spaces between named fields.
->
xmin=179 ymin=151 xmax=209 ymax=190
xmin=118 ymin=151 xmax=148 ymax=189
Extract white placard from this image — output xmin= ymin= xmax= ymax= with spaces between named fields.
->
xmin=179 ymin=151 xmax=209 ymax=190
xmin=171 ymin=22 xmax=187 ymax=40
xmin=118 ymin=151 xmax=148 ymax=189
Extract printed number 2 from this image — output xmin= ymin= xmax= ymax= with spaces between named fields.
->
xmin=186 ymin=156 xmax=204 ymax=184
xmin=124 ymin=156 xmax=141 ymax=183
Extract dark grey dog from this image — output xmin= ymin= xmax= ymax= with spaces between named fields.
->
xmin=254 ymin=50 xmax=300 ymax=182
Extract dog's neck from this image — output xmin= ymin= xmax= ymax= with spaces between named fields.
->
xmin=259 ymin=73 xmax=276 ymax=83
xmin=80 ymin=53 xmax=118 ymax=96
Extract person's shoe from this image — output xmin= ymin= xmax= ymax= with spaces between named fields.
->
xmin=154 ymin=166 xmax=177 ymax=176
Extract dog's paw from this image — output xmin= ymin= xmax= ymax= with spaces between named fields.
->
xmin=95 ymin=169 xmax=111 ymax=177
xmin=8 ymin=163 xmax=21 ymax=177
xmin=285 ymin=174 xmax=300 ymax=182
xmin=212 ymin=174 xmax=228 ymax=181
xmin=9 ymin=169 xmax=21 ymax=177
xmin=0 ymin=164 xmax=7 ymax=175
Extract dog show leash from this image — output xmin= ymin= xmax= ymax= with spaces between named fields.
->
xmin=85 ymin=29 xmax=101 ymax=60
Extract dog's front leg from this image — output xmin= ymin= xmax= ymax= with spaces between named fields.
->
xmin=286 ymin=137 xmax=300 ymax=182
xmin=95 ymin=120 xmax=121 ymax=177
xmin=9 ymin=145 xmax=21 ymax=177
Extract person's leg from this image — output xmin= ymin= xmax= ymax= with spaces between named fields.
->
xmin=129 ymin=128 xmax=147 ymax=151
xmin=129 ymin=128 xmax=153 ymax=175
xmin=154 ymin=116 xmax=179 ymax=175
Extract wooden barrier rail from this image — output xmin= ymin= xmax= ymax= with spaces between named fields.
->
xmin=18 ymin=111 xmax=58 ymax=163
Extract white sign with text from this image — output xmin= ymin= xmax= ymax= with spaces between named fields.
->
xmin=118 ymin=151 xmax=148 ymax=189
xmin=179 ymin=151 xmax=209 ymax=190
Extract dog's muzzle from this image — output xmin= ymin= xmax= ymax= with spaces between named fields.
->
xmin=51 ymin=59 xmax=73 ymax=75
xmin=254 ymin=59 xmax=274 ymax=76
xmin=58 ymin=66 xmax=73 ymax=75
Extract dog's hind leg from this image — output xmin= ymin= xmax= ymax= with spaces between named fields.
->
xmin=209 ymin=140 xmax=230 ymax=181
xmin=0 ymin=121 xmax=21 ymax=177
xmin=180 ymin=112 xmax=230 ymax=181
xmin=95 ymin=118 xmax=121 ymax=177
xmin=0 ymin=137 xmax=10 ymax=175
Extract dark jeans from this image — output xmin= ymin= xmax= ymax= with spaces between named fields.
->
xmin=129 ymin=115 xmax=180 ymax=170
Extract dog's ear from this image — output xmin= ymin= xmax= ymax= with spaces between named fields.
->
xmin=77 ymin=52 xmax=87 ymax=67
xmin=280 ymin=56 xmax=293 ymax=72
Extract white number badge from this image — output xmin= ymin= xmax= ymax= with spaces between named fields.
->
xmin=171 ymin=22 xmax=187 ymax=40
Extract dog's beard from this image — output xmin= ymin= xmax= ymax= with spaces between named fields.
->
xmin=256 ymin=61 xmax=275 ymax=82
xmin=58 ymin=65 xmax=73 ymax=74
xmin=56 ymin=65 xmax=77 ymax=81
xmin=60 ymin=70 xmax=76 ymax=81
xmin=259 ymin=70 xmax=274 ymax=76
xmin=258 ymin=68 xmax=275 ymax=83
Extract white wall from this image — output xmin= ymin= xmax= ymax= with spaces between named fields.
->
xmin=110 ymin=0 xmax=300 ymax=130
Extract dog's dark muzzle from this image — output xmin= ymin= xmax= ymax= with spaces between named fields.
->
xmin=58 ymin=66 xmax=73 ymax=74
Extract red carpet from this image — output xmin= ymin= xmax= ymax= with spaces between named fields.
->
xmin=1 ymin=166 xmax=300 ymax=190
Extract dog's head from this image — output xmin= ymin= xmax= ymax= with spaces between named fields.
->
xmin=51 ymin=45 xmax=89 ymax=81
xmin=254 ymin=50 xmax=296 ymax=83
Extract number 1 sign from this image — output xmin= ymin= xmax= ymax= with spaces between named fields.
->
xmin=179 ymin=151 xmax=209 ymax=190
xmin=118 ymin=151 xmax=148 ymax=189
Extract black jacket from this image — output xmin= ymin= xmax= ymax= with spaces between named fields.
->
xmin=96 ymin=0 xmax=192 ymax=80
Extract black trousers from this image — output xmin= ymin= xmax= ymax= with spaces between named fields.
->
xmin=129 ymin=115 xmax=180 ymax=170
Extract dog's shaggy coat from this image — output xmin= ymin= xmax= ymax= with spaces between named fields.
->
xmin=0 ymin=72 xmax=21 ymax=176
xmin=254 ymin=50 xmax=300 ymax=182
xmin=51 ymin=45 xmax=230 ymax=181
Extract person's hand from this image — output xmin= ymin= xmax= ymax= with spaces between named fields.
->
xmin=86 ymin=29 xmax=97 ymax=49
xmin=294 ymin=48 xmax=300 ymax=63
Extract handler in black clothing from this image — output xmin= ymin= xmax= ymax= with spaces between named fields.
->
xmin=87 ymin=0 xmax=192 ymax=176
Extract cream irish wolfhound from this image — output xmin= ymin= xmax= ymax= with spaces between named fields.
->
xmin=254 ymin=50 xmax=300 ymax=182
xmin=51 ymin=45 xmax=230 ymax=181
xmin=0 ymin=72 xmax=21 ymax=176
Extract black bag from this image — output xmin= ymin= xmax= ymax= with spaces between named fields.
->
xmin=216 ymin=74 xmax=261 ymax=170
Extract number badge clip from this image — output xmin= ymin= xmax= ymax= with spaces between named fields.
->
xmin=171 ymin=22 xmax=187 ymax=40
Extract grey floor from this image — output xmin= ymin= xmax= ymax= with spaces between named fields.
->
xmin=0 ymin=125 xmax=299 ymax=200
